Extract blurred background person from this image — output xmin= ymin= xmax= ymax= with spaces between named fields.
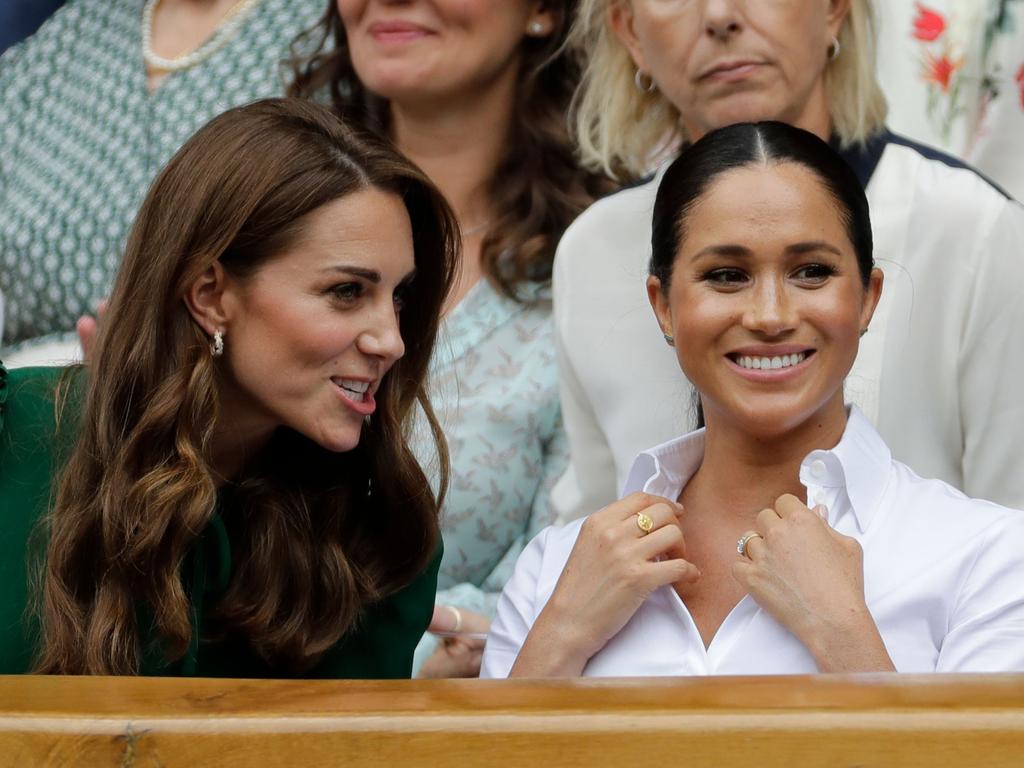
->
xmin=289 ymin=0 xmax=613 ymax=677
xmin=0 ymin=0 xmax=324 ymax=363
xmin=550 ymin=0 xmax=1024 ymax=522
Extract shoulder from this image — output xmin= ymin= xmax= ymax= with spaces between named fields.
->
xmin=1 ymin=365 xmax=65 ymax=432
xmin=554 ymin=175 xmax=661 ymax=273
xmin=872 ymin=132 xmax=1020 ymax=216
xmin=884 ymin=459 xmax=1023 ymax=547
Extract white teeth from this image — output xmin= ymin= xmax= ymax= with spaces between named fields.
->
xmin=335 ymin=378 xmax=369 ymax=402
xmin=737 ymin=353 xmax=806 ymax=371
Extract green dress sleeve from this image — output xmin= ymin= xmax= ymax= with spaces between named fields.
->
xmin=0 ymin=364 xmax=72 ymax=674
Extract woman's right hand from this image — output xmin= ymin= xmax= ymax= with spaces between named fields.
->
xmin=509 ymin=492 xmax=700 ymax=677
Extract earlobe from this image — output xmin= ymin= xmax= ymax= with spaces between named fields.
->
xmin=860 ymin=267 xmax=884 ymax=329
xmin=608 ymin=0 xmax=648 ymax=73
xmin=526 ymin=2 xmax=556 ymax=36
xmin=183 ymin=261 xmax=232 ymax=338
xmin=647 ymin=276 xmax=674 ymax=344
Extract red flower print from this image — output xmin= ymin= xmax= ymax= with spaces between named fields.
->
xmin=1017 ymin=63 xmax=1024 ymax=110
xmin=913 ymin=3 xmax=946 ymax=42
xmin=924 ymin=51 xmax=962 ymax=92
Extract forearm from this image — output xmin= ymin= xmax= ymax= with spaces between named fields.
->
xmin=804 ymin=608 xmax=896 ymax=673
xmin=508 ymin=601 xmax=595 ymax=678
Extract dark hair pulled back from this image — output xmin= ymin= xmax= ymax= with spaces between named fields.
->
xmin=650 ymin=122 xmax=873 ymax=290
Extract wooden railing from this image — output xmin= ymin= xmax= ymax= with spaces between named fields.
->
xmin=2 ymin=674 xmax=1023 ymax=767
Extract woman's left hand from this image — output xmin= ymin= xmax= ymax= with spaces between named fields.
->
xmin=419 ymin=606 xmax=490 ymax=678
xmin=732 ymin=494 xmax=895 ymax=673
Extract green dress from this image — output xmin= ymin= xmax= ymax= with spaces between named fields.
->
xmin=0 ymin=363 xmax=440 ymax=677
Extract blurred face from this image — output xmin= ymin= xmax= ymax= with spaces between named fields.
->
xmin=219 ymin=187 xmax=415 ymax=453
xmin=611 ymin=0 xmax=849 ymax=140
xmin=338 ymin=0 xmax=553 ymax=104
xmin=648 ymin=162 xmax=881 ymax=439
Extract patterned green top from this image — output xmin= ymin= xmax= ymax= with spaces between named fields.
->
xmin=0 ymin=0 xmax=324 ymax=349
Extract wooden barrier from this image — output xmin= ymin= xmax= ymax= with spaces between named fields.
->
xmin=2 ymin=674 xmax=1023 ymax=767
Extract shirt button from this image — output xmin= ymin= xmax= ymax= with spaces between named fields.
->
xmin=810 ymin=459 xmax=827 ymax=478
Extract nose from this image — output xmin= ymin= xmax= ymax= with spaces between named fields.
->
xmin=703 ymin=0 xmax=742 ymax=41
xmin=357 ymin=303 xmax=405 ymax=365
xmin=742 ymin=277 xmax=798 ymax=337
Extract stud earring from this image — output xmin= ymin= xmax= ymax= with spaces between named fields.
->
xmin=528 ymin=21 xmax=545 ymax=35
xmin=859 ymin=327 xmax=868 ymax=338
xmin=663 ymin=332 xmax=675 ymax=347
xmin=211 ymin=329 xmax=224 ymax=357
xmin=634 ymin=69 xmax=656 ymax=93
xmin=828 ymin=36 xmax=841 ymax=61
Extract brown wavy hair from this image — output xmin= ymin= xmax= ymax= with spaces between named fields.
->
xmin=287 ymin=1 xmax=615 ymax=300
xmin=34 ymin=98 xmax=460 ymax=675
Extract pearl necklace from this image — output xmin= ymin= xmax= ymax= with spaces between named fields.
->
xmin=141 ymin=0 xmax=262 ymax=73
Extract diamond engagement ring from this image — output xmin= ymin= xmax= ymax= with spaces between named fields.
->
xmin=635 ymin=512 xmax=655 ymax=535
xmin=736 ymin=531 xmax=763 ymax=558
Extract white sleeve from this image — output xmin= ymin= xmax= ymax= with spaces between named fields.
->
xmin=547 ymin=235 xmax=620 ymax=524
xmin=958 ymin=199 xmax=1024 ymax=509
xmin=936 ymin=513 xmax=1024 ymax=672
xmin=479 ymin=526 xmax=553 ymax=679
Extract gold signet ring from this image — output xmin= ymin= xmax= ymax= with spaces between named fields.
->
xmin=636 ymin=512 xmax=655 ymax=535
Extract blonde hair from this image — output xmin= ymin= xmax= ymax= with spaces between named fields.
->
xmin=571 ymin=0 xmax=888 ymax=178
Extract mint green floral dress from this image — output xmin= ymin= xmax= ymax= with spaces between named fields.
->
xmin=411 ymin=281 xmax=568 ymax=674
xmin=0 ymin=0 xmax=324 ymax=351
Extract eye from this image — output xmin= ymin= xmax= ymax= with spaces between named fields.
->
xmin=329 ymin=282 xmax=363 ymax=303
xmin=791 ymin=263 xmax=836 ymax=284
xmin=393 ymin=285 xmax=407 ymax=313
xmin=702 ymin=267 xmax=749 ymax=287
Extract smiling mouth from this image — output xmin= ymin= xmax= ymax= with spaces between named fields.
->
xmin=728 ymin=351 xmax=814 ymax=371
xmin=332 ymin=378 xmax=370 ymax=403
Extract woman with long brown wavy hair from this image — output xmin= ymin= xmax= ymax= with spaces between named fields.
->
xmin=0 ymin=97 xmax=459 ymax=677
xmin=288 ymin=0 xmax=615 ymax=679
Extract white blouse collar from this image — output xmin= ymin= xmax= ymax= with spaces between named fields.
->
xmin=622 ymin=406 xmax=892 ymax=533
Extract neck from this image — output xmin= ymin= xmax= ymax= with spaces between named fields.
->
xmin=209 ymin=394 xmax=275 ymax=487
xmin=389 ymin=65 xmax=518 ymax=245
xmin=685 ymin=395 xmax=849 ymax=521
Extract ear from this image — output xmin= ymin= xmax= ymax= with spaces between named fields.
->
xmin=826 ymin=0 xmax=852 ymax=41
xmin=183 ymin=261 xmax=234 ymax=338
xmin=608 ymin=0 xmax=649 ymax=74
xmin=647 ymin=274 xmax=674 ymax=338
xmin=525 ymin=1 xmax=556 ymax=37
xmin=859 ymin=266 xmax=883 ymax=331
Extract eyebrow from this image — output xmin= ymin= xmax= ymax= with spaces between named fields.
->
xmin=321 ymin=265 xmax=381 ymax=283
xmin=690 ymin=240 xmax=843 ymax=261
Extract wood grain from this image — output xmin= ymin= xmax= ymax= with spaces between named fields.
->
xmin=2 ymin=674 xmax=1023 ymax=767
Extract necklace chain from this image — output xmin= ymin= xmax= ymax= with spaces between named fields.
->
xmin=141 ymin=0 xmax=262 ymax=73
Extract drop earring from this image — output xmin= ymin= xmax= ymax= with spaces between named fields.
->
xmin=211 ymin=329 xmax=224 ymax=357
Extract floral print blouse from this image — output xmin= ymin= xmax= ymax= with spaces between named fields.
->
xmin=875 ymin=0 xmax=1024 ymax=199
xmin=410 ymin=280 xmax=568 ymax=673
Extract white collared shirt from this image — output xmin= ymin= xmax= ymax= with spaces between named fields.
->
xmin=481 ymin=408 xmax=1024 ymax=677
